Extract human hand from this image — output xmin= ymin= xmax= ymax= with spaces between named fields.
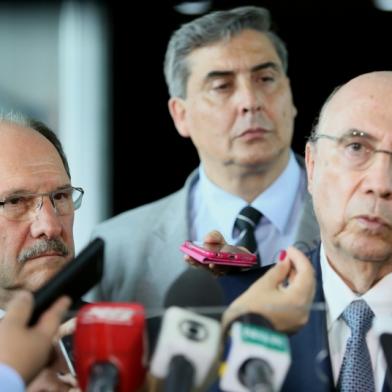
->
xmin=223 ymin=247 xmax=315 ymax=333
xmin=185 ymin=230 xmax=251 ymax=276
xmin=0 ymin=291 xmax=71 ymax=385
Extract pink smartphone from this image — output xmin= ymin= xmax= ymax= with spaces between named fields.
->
xmin=180 ymin=240 xmax=257 ymax=267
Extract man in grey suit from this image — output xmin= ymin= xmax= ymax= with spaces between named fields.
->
xmin=86 ymin=6 xmax=319 ymax=307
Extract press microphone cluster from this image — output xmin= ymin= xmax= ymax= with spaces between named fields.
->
xmin=72 ymin=267 xmax=292 ymax=391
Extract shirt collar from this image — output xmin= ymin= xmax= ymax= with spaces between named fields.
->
xmin=320 ymin=243 xmax=392 ymax=331
xmin=198 ymin=150 xmax=301 ymax=236
xmin=251 ymin=151 xmax=301 ymax=233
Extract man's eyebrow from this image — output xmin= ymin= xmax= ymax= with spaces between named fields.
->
xmin=204 ymin=61 xmax=281 ymax=82
xmin=341 ymin=128 xmax=379 ymax=142
xmin=1 ymin=188 xmax=30 ymax=197
xmin=251 ymin=61 xmax=281 ymax=73
xmin=0 ymin=184 xmax=72 ymax=199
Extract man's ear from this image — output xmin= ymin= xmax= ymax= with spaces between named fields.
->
xmin=168 ymin=97 xmax=190 ymax=138
xmin=305 ymin=142 xmax=315 ymax=195
xmin=287 ymin=78 xmax=297 ymax=119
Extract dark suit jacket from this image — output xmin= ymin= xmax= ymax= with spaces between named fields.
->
xmin=217 ymin=246 xmax=391 ymax=392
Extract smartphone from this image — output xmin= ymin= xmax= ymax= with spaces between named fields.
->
xmin=59 ymin=334 xmax=76 ymax=377
xmin=28 ymin=237 xmax=104 ymax=326
xmin=180 ymin=240 xmax=257 ymax=267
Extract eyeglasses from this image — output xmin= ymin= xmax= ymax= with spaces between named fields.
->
xmin=0 ymin=186 xmax=84 ymax=221
xmin=309 ymin=130 xmax=392 ymax=171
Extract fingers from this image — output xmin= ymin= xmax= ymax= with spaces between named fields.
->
xmin=257 ymin=257 xmax=291 ymax=289
xmin=4 ymin=290 xmax=33 ymax=326
xmin=57 ymin=372 xmax=78 ymax=387
xmin=56 ymin=318 xmax=76 ymax=341
xmin=285 ymin=246 xmax=315 ymax=291
xmin=203 ymin=230 xmax=226 ymax=244
xmin=35 ymin=296 xmax=71 ymax=339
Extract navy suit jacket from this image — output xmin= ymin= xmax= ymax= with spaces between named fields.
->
xmin=217 ymin=246 xmax=391 ymax=392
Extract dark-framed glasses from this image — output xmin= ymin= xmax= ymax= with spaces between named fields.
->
xmin=0 ymin=186 xmax=84 ymax=221
xmin=310 ymin=130 xmax=392 ymax=170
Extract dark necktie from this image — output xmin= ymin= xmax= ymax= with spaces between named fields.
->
xmin=234 ymin=205 xmax=262 ymax=264
xmin=337 ymin=299 xmax=375 ymax=392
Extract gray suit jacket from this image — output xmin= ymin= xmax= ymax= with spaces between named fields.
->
xmin=86 ymin=161 xmax=320 ymax=308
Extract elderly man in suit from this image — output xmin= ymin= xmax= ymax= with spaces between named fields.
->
xmin=216 ymin=71 xmax=392 ymax=391
xmin=86 ymin=5 xmax=319 ymax=308
xmin=0 ymin=115 xmax=83 ymax=391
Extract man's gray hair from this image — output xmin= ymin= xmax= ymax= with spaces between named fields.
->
xmin=164 ymin=6 xmax=288 ymax=99
xmin=0 ymin=111 xmax=71 ymax=178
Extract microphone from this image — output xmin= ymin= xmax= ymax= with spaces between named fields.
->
xmin=219 ymin=313 xmax=291 ymax=392
xmin=150 ymin=306 xmax=221 ymax=391
xmin=164 ymin=267 xmax=225 ymax=312
xmin=149 ymin=267 xmax=225 ymax=391
xmin=74 ymin=302 xmax=147 ymax=392
xmin=147 ymin=267 xmax=225 ymax=354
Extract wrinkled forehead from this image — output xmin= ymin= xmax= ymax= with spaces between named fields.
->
xmin=0 ymin=124 xmax=68 ymax=188
xmin=318 ymin=72 xmax=392 ymax=139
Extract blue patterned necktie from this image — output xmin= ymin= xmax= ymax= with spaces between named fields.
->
xmin=234 ymin=206 xmax=262 ymax=265
xmin=337 ymin=299 xmax=375 ymax=392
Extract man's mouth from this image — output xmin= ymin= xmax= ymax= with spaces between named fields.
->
xmin=355 ymin=215 xmax=391 ymax=230
xmin=237 ymin=127 xmax=271 ymax=139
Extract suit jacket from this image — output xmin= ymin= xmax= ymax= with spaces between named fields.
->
xmin=85 ymin=157 xmax=320 ymax=308
xmin=218 ymin=246 xmax=391 ymax=392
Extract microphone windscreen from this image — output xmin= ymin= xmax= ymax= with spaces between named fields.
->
xmin=164 ymin=267 xmax=224 ymax=310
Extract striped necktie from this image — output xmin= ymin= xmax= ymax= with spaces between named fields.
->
xmin=234 ymin=205 xmax=262 ymax=265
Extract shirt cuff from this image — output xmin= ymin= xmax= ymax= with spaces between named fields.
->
xmin=0 ymin=363 xmax=25 ymax=392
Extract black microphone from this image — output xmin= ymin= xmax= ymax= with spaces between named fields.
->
xmin=164 ymin=267 xmax=225 ymax=312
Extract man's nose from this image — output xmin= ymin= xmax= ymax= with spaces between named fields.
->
xmin=30 ymin=196 xmax=63 ymax=239
xmin=363 ymin=153 xmax=392 ymax=200
xmin=238 ymin=82 xmax=263 ymax=115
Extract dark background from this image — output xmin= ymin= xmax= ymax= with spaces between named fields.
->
xmin=107 ymin=0 xmax=392 ymax=216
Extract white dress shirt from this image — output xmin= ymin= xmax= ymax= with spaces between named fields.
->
xmin=320 ymin=244 xmax=392 ymax=391
xmin=189 ymin=150 xmax=306 ymax=266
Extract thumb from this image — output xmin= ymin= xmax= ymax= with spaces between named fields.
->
xmin=203 ymin=230 xmax=226 ymax=244
xmin=259 ymin=258 xmax=291 ymax=289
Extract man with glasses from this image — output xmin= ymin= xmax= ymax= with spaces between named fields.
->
xmin=0 ymin=114 xmax=83 ymax=391
xmin=208 ymin=71 xmax=392 ymax=391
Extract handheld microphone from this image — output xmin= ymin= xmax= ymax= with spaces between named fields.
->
xmin=149 ymin=267 xmax=225 ymax=391
xmin=164 ymin=267 xmax=225 ymax=313
xmin=147 ymin=267 xmax=225 ymax=356
xmin=219 ymin=314 xmax=291 ymax=392
xmin=150 ymin=306 xmax=221 ymax=391
xmin=74 ymin=302 xmax=147 ymax=392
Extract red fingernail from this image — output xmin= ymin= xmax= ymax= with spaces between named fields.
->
xmin=279 ymin=250 xmax=287 ymax=261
